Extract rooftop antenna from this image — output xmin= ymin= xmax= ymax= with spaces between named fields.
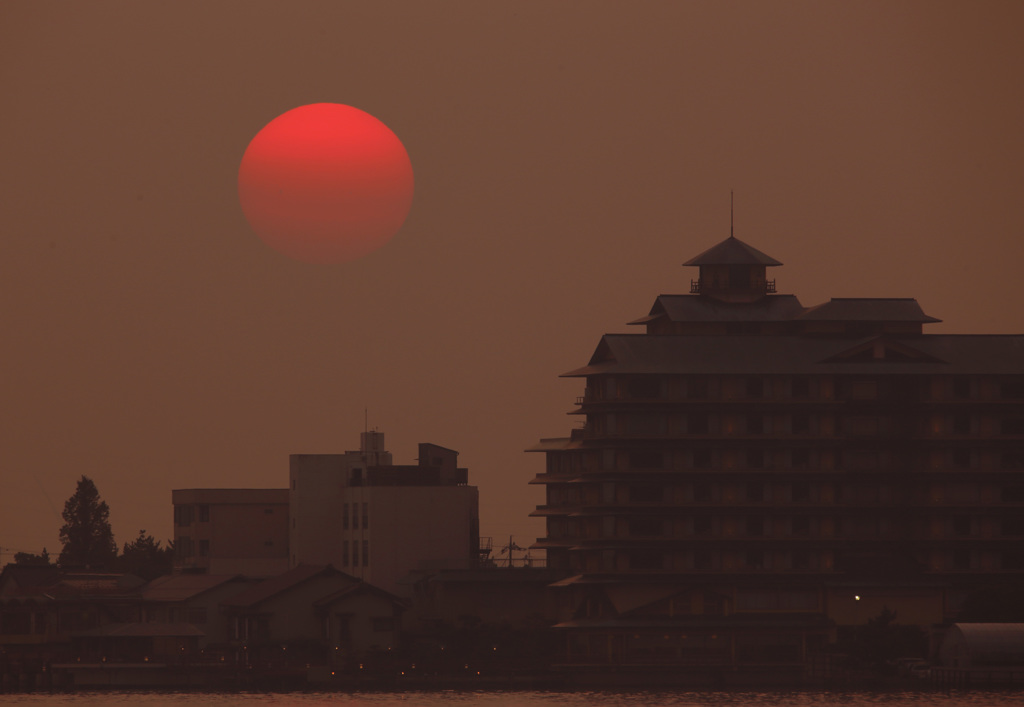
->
xmin=730 ymin=189 xmax=735 ymax=239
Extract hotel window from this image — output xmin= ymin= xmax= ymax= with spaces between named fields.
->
xmin=692 ymin=449 xmax=712 ymax=469
xmin=362 ymin=540 xmax=369 ymax=567
xmin=628 ymin=413 xmax=667 ymax=434
xmin=791 ymin=517 xmax=810 ymax=536
xmin=952 ymin=517 xmax=971 ymax=537
xmin=628 ymin=377 xmax=664 ymax=399
xmin=693 ymin=484 xmax=712 ymax=503
xmin=746 ymin=518 xmax=764 ymax=536
xmin=791 ymin=413 xmax=810 ymax=434
xmin=629 ymin=450 xmax=664 ymax=469
xmin=688 ymin=414 xmax=709 ymax=434
xmin=694 ymin=551 xmax=713 ymax=570
xmin=342 ymin=541 xmax=349 ymax=567
xmin=343 ymin=504 xmax=349 ymax=530
xmin=791 ymin=449 xmax=809 ymax=469
xmin=1000 ymin=380 xmax=1024 ymax=399
xmin=843 ymin=450 xmax=879 ymax=470
xmin=746 ymin=378 xmax=764 ymax=398
xmin=953 ymin=548 xmax=971 ymax=571
xmin=198 ymin=505 xmax=209 ymax=522
xmin=1002 ymin=485 xmax=1024 ymax=502
xmin=792 ymin=551 xmax=811 ymax=570
xmin=605 ymin=377 xmax=618 ymax=399
xmin=1002 ymin=452 xmax=1024 ymax=470
xmin=746 ymin=551 xmax=765 ymax=569
xmin=629 ymin=485 xmax=663 ymax=503
xmin=843 ymin=416 xmax=878 ymax=436
xmin=352 ymin=503 xmax=359 ymax=528
xmin=746 ymin=484 xmax=764 ymax=502
xmin=602 ymin=449 xmax=616 ymax=470
xmin=953 ymin=414 xmax=971 ymax=435
xmin=747 ymin=415 xmax=764 ymax=434
xmin=952 ymin=449 xmax=972 ymax=469
xmin=1001 ymin=518 xmax=1024 ymax=537
xmin=791 ymin=377 xmax=810 ymax=399
xmin=362 ymin=502 xmax=369 ymax=529
xmin=199 ymin=540 xmax=209 ymax=557
xmin=694 ymin=517 xmax=713 ymax=536
xmin=953 ymin=377 xmax=971 ymax=399
xmin=352 ymin=541 xmax=359 ymax=567
xmin=746 ymin=449 xmax=764 ymax=469
xmin=1001 ymin=416 xmax=1024 ymax=435
xmin=687 ymin=377 xmax=709 ymax=399
xmin=1002 ymin=550 xmax=1024 ymax=570
xmin=629 ymin=550 xmax=664 ymax=570
xmin=628 ymin=517 xmax=664 ymax=537
xmin=791 ymin=482 xmax=810 ymax=503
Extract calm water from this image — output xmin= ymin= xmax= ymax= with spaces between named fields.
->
xmin=1 ymin=692 xmax=1022 ymax=707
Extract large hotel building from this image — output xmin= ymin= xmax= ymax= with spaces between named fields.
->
xmin=530 ymin=235 xmax=1024 ymax=677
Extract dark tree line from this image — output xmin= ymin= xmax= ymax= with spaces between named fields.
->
xmin=14 ymin=475 xmax=172 ymax=579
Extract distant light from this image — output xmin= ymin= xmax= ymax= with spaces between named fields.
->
xmin=855 ymin=595 xmax=861 ymax=601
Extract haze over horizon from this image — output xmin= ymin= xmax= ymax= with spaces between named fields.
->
xmin=2 ymin=1 xmax=1023 ymax=560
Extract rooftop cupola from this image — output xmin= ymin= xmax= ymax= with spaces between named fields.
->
xmin=683 ymin=235 xmax=782 ymax=303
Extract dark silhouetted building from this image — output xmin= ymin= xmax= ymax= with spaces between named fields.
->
xmin=530 ymin=235 xmax=1024 ymax=680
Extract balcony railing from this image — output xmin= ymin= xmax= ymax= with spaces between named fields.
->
xmin=690 ymin=278 xmax=776 ymax=294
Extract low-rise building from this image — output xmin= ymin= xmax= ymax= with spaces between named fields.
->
xmin=220 ymin=563 xmax=405 ymax=669
xmin=171 ymin=489 xmax=289 ymax=577
xmin=290 ymin=432 xmax=481 ymax=597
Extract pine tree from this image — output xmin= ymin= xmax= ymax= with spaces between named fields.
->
xmin=119 ymin=529 xmax=173 ymax=580
xmin=58 ymin=476 xmax=117 ymax=568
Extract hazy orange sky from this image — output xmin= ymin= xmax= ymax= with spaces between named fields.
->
xmin=2 ymin=1 xmax=1023 ymax=561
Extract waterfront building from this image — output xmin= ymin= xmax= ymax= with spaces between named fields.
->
xmin=529 ymin=234 xmax=1024 ymax=678
xmin=220 ymin=563 xmax=405 ymax=669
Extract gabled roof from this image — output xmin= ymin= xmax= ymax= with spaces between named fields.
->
xmin=682 ymin=236 xmax=782 ymax=267
xmin=799 ymin=298 xmax=940 ymax=323
xmin=313 ymin=580 xmax=406 ymax=609
xmin=221 ymin=564 xmax=354 ymax=609
xmin=821 ymin=336 xmax=947 ymax=364
xmin=141 ymin=573 xmax=242 ymax=602
xmin=525 ymin=437 xmax=577 ymax=453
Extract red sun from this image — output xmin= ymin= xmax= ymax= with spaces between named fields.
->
xmin=238 ymin=103 xmax=414 ymax=264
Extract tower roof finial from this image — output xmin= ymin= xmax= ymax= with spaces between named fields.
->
xmin=730 ymin=189 xmax=735 ymax=239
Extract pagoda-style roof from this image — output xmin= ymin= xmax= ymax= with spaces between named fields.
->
xmin=682 ymin=236 xmax=782 ymax=267
xmin=629 ymin=294 xmax=805 ymax=325
xmin=561 ymin=333 xmax=1024 ymax=377
xmin=798 ymin=298 xmax=941 ymax=323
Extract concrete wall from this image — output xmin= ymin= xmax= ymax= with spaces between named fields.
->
xmin=341 ymin=485 xmax=479 ymax=596
xmin=172 ymin=489 xmax=288 ymax=577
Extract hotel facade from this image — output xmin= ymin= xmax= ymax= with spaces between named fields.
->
xmin=530 ymin=235 xmax=1024 ymax=677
